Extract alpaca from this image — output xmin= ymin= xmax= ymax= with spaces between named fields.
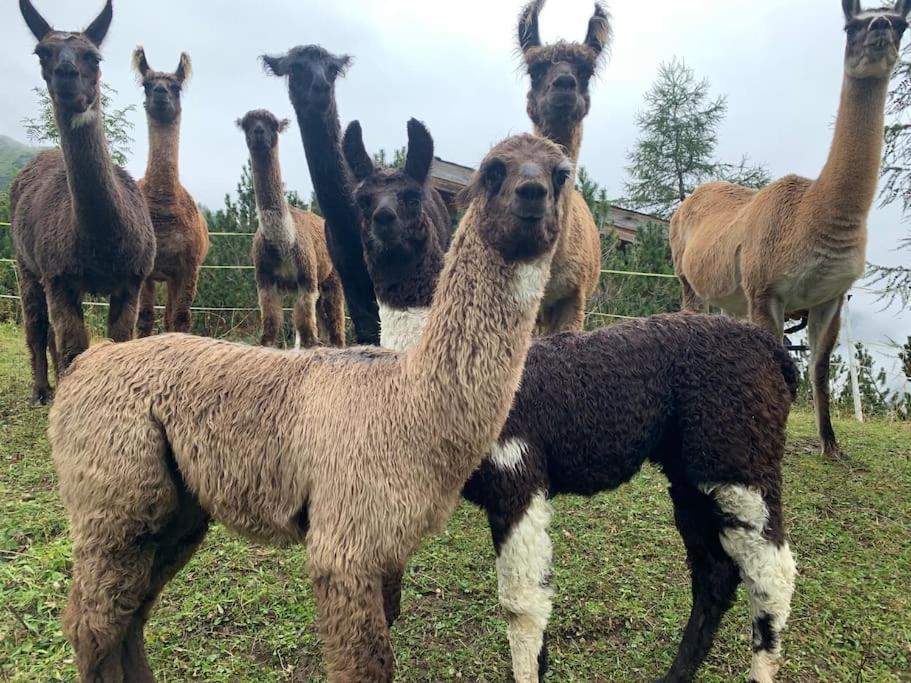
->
xmin=48 ymin=134 xmax=574 ymax=682
xmin=237 ymin=110 xmax=346 ymax=348
xmin=342 ymin=118 xmax=450 ymax=350
xmin=262 ymin=45 xmax=381 ymax=345
xmin=357 ymin=169 xmax=798 ymax=683
xmin=670 ymin=0 xmax=911 ymax=459
xmin=10 ymin=0 xmax=156 ymax=405
xmin=132 ymin=47 xmax=209 ymax=337
xmin=517 ymin=0 xmax=606 ymax=334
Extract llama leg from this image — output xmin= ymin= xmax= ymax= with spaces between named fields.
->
xmin=48 ymin=324 xmax=61 ymax=382
xmin=493 ymin=490 xmax=554 ymax=683
xmin=312 ymin=570 xmax=394 ymax=682
xmin=808 ymin=298 xmax=844 ymax=459
xmin=319 ymin=275 xmax=347 ymax=347
xmin=679 ymin=276 xmax=704 ymax=312
xmin=166 ymin=271 xmax=198 ymax=334
xmin=293 ymin=289 xmax=319 ymax=348
xmin=381 ymin=568 xmax=404 ymax=627
xmin=45 ymin=277 xmax=89 ymax=371
xmin=660 ymin=483 xmax=740 ymax=683
xmin=258 ymin=285 xmax=283 ymax=347
xmin=747 ymin=291 xmax=785 ymax=339
xmin=137 ymin=279 xmax=156 ymax=338
xmin=108 ymin=280 xmax=143 ymax=343
xmin=549 ymin=290 xmax=587 ymax=333
xmin=701 ymin=484 xmax=796 ymax=683
xmin=18 ymin=269 xmax=53 ymax=405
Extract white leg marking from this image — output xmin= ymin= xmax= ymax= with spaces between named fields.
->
xmin=497 ymin=491 xmax=553 ymax=683
xmin=701 ymin=484 xmax=796 ymax=683
xmin=489 ymin=438 xmax=529 ymax=473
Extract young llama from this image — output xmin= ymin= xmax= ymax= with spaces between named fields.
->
xmin=238 ymin=110 xmax=345 ymax=347
xmin=670 ymin=0 xmax=911 ymax=459
xmin=352 ymin=144 xmax=799 ymax=683
xmin=10 ymin=0 xmax=155 ymax=405
xmin=263 ymin=45 xmax=381 ymax=344
xmin=49 ymin=134 xmax=573 ymax=682
xmin=133 ymin=47 xmax=209 ymax=336
xmin=518 ymin=0 xmax=606 ymax=333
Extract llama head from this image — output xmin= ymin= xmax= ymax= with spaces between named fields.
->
xmin=457 ymin=134 xmax=571 ymax=263
xmin=518 ymin=0 xmax=611 ymax=140
xmin=20 ymin=0 xmax=113 ymax=116
xmin=261 ymin=45 xmax=352 ymax=117
xmin=133 ymin=47 xmax=191 ymax=125
xmin=236 ymin=110 xmax=290 ymax=159
xmin=344 ymin=118 xmax=440 ymax=278
xmin=842 ymin=0 xmax=911 ymax=78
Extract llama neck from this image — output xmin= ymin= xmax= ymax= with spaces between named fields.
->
xmin=56 ymin=99 xmax=125 ymax=233
xmin=143 ymin=117 xmax=181 ymax=191
xmin=534 ymin=121 xmax=584 ymax=164
xmin=814 ymin=75 xmax=889 ymax=221
xmin=375 ymin=242 xmax=444 ymax=351
xmin=406 ymin=209 xmax=552 ymax=471
xmin=250 ymin=151 xmax=293 ymax=246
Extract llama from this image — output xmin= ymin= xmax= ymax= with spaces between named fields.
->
xmin=238 ymin=110 xmax=346 ymax=348
xmin=518 ymin=0 xmax=606 ymax=333
xmin=262 ymin=45 xmax=381 ymax=345
xmin=356 ymin=164 xmax=798 ymax=683
xmin=132 ymin=47 xmax=209 ymax=336
xmin=48 ymin=134 xmax=573 ymax=682
xmin=342 ymin=118 xmax=450 ymax=350
xmin=10 ymin=0 xmax=156 ymax=405
xmin=670 ymin=0 xmax=911 ymax=459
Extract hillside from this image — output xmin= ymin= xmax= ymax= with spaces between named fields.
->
xmin=0 ymin=134 xmax=42 ymax=194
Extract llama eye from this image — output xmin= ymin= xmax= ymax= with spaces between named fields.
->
xmin=483 ymin=161 xmax=507 ymax=197
xmin=403 ymin=194 xmax=422 ymax=211
xmin=553 ymin=166 xmax=572 ymax=191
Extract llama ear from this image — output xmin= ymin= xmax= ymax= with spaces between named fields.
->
xmin=175 ymin=52 xmax=192 ymax=84
xmin=842 ymin=0 xmax=861 ymax=21
xmin=278 ymin=119 xmax=290 ymax=133
xmin=585 ymin=2 xmax=612 ymax=58
xmin=336 ymin=54 xmax=353 ymax=76
xmin=405 ymin=118 xmax=434 ymax=185
xmin=342 ymin=121 xmax=375 ymax=182
xmin=896 ymin=0 xmax=911 ymax=16
xmin=518 ymin=0 xmax=545 ymax=54
xmin=84 ymin=0 xmax=113 ymax=47
xmin=20 ymin=0 xmax=52 ymax=41
xmin=261 ymin=54 xmax=287 ymax=77
xmin=132 ymin=46 xmax=150 ymax=80
xmin=235 ymin=117 xmax=245 ymax=131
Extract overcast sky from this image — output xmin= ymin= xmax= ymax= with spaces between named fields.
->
xmin=1 ymin=0 xmax=908 ymax=386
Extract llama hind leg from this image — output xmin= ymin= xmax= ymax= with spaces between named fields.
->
xmin=18 ymin=269 xmax=52 ymax=405
xmin=660 ymin=483 xmax=740 ymax=683
xmin=381 ymin=568 xmax=404 ymax=627
xmin=165 ymin=271 xmax=199 ymax=334
xmin=702 ymin=484 xmax=796 ymax=683
xmin=137 ymin=279 xmax=157 ymax=338
xmin=258 ymin=285 xmax=283 ymax=347
xmin=45 ymin=277 xmax=89 ymax=371
xmin=293 ymin=289 xmax=319 ymax=348
xmin=318 ymin=274 xmax=346 ymax=347
xmin=108 ymin=279 xmax=143 ymax=342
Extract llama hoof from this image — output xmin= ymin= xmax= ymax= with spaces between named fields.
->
xmin=31 ymin=388 xmax=53 ymax=407
xmin=823 ymin=445 xmax=849 ymax=461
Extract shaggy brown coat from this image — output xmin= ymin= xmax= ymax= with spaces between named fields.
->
xmin=133 ymin=47 xmax=209 ymax=336
xmin=11 ymin=0 xmax=156 ymax=405
xmin=49 ymin=134 xmax=572 ymax=682
xmin=670 ymin=0 xmax=911 ymax=458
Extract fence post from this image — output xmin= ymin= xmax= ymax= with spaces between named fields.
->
xmin=843 ymin=295 xmax=864 ymax=423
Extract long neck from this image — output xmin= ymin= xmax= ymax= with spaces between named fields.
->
xmin=534 ymin=120 xmax=583 ymax=164
xmin=250 ymin=150 xmax=293 ymax=245
xmin=144 ymin=116 xmax=181 ymax=190
xmin=814 ymin=74 xmax=889 ymax=220
xmin=406 ymin=208 xmax=552 ymax=473
xmin=56 ymin=99 xmax=123 ymax=231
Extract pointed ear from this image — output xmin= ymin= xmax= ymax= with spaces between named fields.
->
xmin=842 ymin=0 xmax=861 ymax=21
xmin=20 ymin=0 xmax=52 ymax=42
xmin=585 ymin=3 xmax=612 ymax=58
xmin=175 ymin=52 xmax=192 ymax=83
xmin=278 ymin=119 xmax=290 ymax=133
xmin=132 ymin=46 xmax=150 ymax=80
xmin=336 ymin=54 xmax=353 ymax=76
xmin=261 ymin=54 xmax=287 ymax=77
xmin=342 ymin=121 xmax=375 ymax=182
xmin=235 ymin=117 xmax=245 ymax=131
xmin=84 ymin=0 xmax=113 ymax=47
xmin=405 ymin=119 xmax=434 ymax=185
xmin=896 ymin=0 xmax=911 ymax=17
xmin=518 ymin=0 xmax=545 ymax=54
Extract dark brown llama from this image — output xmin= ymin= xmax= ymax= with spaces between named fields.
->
xmin=262 ymin=45 xmax=381 ymax=345
xmin=10 ymin=0 xmax=155 ymax=405
xmin=238 ymin=110 xmax=345 ymax=347
xmin=133 ymin=47 xmax=209 ymax=336
xmin=518 ymin=0 xmax=608 ymax=333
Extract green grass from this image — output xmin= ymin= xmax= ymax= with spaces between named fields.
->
xmin=1 ymin=323 xmax=909 ymax=681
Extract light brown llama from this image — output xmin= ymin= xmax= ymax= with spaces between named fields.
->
xmin=48 ymin=134 xmax=573 ymax=682
xmin=517 ymin=0 xmax=608 ymax=333
xmin=670 ymin=0 xmax=911 ymax=459
xmin=238 ymin=110 xmax=345 ymax=348
xmin=133 ymin=47 xmax=209 ymax=336
xmin=10 ymin=0 xmax=156 ymax=405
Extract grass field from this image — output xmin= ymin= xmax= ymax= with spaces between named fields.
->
xmin=1 ymin=322 xmax=909 ymax=682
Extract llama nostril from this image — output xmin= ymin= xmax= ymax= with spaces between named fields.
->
xmin=54 ymin=63 xmax=79 ymax=79
xmin=153 ymin=84 xmax=168 ymax=95
xmin=870 ymin=16 xmax=891 ymax=31
xmin=553 ymin=74 xmax=577 ymax=91
xmin=515 ymin=181 xmax=547 ymax=203
xmin=373 ymin=207 xmax=397 ymax=227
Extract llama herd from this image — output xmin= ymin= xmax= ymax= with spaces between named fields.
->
xmin=8 ymin=0 xmax=907 ymax=681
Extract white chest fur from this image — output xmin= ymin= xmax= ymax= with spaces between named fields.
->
xmin=378 ymin=303 xmax=430 ymax=352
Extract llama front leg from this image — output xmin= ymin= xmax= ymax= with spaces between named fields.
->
xmin=381 ymin=568 xmax=404 ymax=627
xmin=137 ymin=278 xmax=157 ymax=338
xmin=312 ymin=570 xmax=394 ymax=682
xmin=165 ymin=271 xmax=199 ymax=334
xmin=293 ymin=289 xmax=319 ymax=348
xmin=537 ymin=290 xmax=586 ymax=334
xmin=18 ymin=268 xmax=53 ymax=405
xmin=318 ymin=274 xmax=347 ymax=347
xmin=808 ymin=298 xmax=845 ymax=459
xmin=747 ymin=290 xmax=786 ymax=339
xmin=679 ymin=275 xmax=705 ymax=312
xmin=108 ymin=280 xmax=143 ymax=343
xmin=45 ymin=277 xmax=89 ymax=371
